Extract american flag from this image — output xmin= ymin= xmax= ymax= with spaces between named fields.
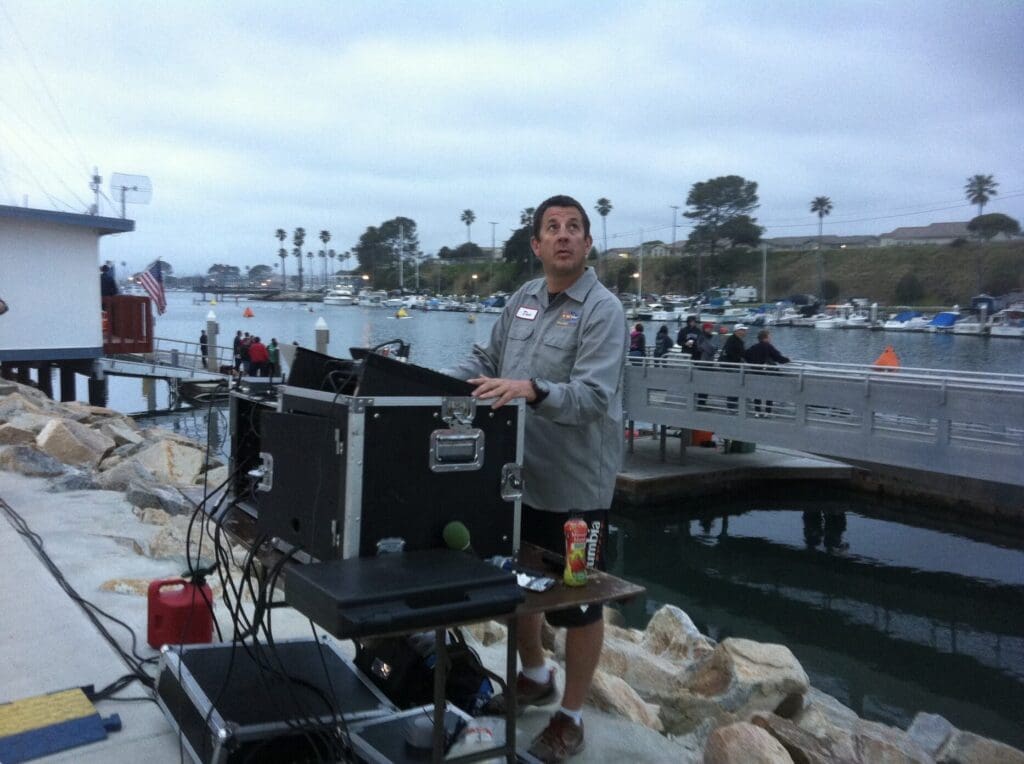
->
xmin=139 ymin=260 xmax=166 ymax=315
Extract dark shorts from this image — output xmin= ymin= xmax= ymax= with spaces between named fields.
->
xmin=522 ymin=505 xmax=608 ymax=628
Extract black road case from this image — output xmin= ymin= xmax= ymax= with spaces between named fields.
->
xmin=155 ymin=637 xmax=395 ymax=764
xmin=253 ymin=386 xmax=524 ymax=561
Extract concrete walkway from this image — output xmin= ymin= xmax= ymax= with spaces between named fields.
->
xmin=0 ymin=471 xmax=695 ymax=763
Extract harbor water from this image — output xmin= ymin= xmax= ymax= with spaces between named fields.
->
xmin=107 ymin=292 xmax=1023 ymax=747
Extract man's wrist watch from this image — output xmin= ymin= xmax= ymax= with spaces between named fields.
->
xmin=530 ymin=377 xmax=549 ymax=405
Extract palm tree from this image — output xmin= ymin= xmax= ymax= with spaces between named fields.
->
xmin=328 ymin=249 xmax=337 ymax=283
xmin=275 ymin=229 xmax=287 ymax=289
xmin=461 ymin=209 xmax=476 ymax=243
xmin=810 ymin=196 xmax=833 ymax=299
xmin=277 ymin=248 xmax=287 ymax=288
xmin=307 ymin=251 xmax=315 ymax=286
xmin=595 ymin=198 xmax=612 ymax=254
xmin=319 ymin=229 xmax=331 ymax=286
xmin=318 ymin=250 xmax=327 ymax=287
xmin=292 ymin=227 xmax=306 ymax=289
xmin=964 ymin=174 xmax=998 ymax=216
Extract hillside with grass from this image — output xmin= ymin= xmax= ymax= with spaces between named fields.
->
xmin=604 ymin=241 xmax=1024 ymax=307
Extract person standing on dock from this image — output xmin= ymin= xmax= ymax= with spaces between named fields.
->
xmin=199 ymin=330 xmax=208 ymax=365
xmin=268 ymin=338 xmax=280 ymax=378
xmin=677 ymin=315 xmax=702 ymax=359
xmin=629 ymin=322 xmax=646 ymax=365
xmin=248 ymin=336 xmax=269 ymax=376
xmin=445 ymin=194 xmax=626 ymax=763
xmin=653 ymin=325 xmax=673 ymax=365
xmin=720 ymin=324 xmax=748 ymax=412
xmin=232 ymin=331 xmax=243 ymax=373
xmin=99 ymin=264 xmax=118 ymax=297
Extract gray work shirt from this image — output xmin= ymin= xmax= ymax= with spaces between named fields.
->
xmin=445 ymin=267 xmax=627 ymax=511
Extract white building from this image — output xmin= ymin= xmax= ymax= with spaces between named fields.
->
xmin=0 ymin=204 xmax=134 ymax=400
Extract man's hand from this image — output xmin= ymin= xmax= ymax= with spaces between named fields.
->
xmin=468 ymin=376 xmax=535 ymax=408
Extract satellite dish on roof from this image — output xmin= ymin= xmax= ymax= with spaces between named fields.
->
xmin=110 ymin=173 xmax=152 ymax=218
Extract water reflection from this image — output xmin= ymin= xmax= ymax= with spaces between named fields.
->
xmin=609 ymin=500 xmax=1024 ymax=749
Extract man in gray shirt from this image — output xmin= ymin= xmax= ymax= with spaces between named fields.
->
xmin=446 ymin=195 xmax=626 ymax=762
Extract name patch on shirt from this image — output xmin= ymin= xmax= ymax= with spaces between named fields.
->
xmin=556 ymin=310 xmax=580 ymax=326
xmin=516 ymin=307 xmax=539 ymax=320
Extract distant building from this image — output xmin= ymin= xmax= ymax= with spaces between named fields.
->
xmin=878 ymin=222 xmax=971 ymax=246
xmin=764 ymin=235 xmax=880 ymax=251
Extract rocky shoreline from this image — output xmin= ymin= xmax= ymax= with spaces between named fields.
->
xmin=0 ymin=378 xmax=1020 ymax=763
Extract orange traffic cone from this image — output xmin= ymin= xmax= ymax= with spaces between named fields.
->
xmin=873 ymin=345 xmax=900 ymax=369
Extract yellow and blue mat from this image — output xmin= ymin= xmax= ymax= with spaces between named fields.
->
xmin=0 ymin=687 xmax=121 ymax=763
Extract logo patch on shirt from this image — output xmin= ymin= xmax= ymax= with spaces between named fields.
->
xmin=556 ymin=310 xmax=580 ymax=326
xmin=516 ymin=307 xmax=539 ymax=320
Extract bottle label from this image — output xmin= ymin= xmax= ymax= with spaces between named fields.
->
xmin=563 ymin=518 xmax=588 ymax=586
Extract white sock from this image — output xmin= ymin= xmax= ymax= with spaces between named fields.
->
xmin=558 ymin=706 xmax=583 ymax=726
xmin=521 ymin=663 xmax=550 ymax=684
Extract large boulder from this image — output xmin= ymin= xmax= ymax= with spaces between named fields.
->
xmin=36 ymin=418 xmax=115 ymax=468
xmin=589 ymin=670 xmax=663 ymax=731
xmin=751 ymin=711 xmax=857 ymax=762
xmin=852 ymin=718 xmax=931 ymax=764
xmin=0 ymin=423 xmax=37 ymax=445
xmin=126 ymin=478 xmax=194 ymax=516
xmin=938 ymin=730 xmax=1024 ymax=764
xmin=0 ymin=392 xmax=45 ymax=422
xmin=660 ymin=638 xmax=809 ymax=735
xmin=906 ymin=712 xmax=955 ymax=758
xmin=132 ymin=439 xmax=207 ymax=485
xmin=703 ymin=721 xmax=793 ymax=763
xmin=96 ymin=459 xmax=158 ymax=492
xmin=98 ymin=419 xmax=144 ymax=447
xmin=7 ymin=412 xmax=57 ymax=434
xmin=640 ymin=605 xmax=714 ymax=664
xmin=0 ymin=444 xmax=67 ymax=476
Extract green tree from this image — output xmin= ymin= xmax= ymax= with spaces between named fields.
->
xmin=440 ymin=242 xmax=484 ymax=260
xmin=292 ymin=227 xmax=306 ymax=289
xmin=685 ymin=175 xmax=760 ymax=290
xmin=460 ymin=209 xmax=476 ymax=243
xmin=967 ymin=213 xmax=1020 ymax=241
xmin=810 ymin=196 xmax=834 ymax=298
xmin=250 ymin=264 xmax=274 ymax=280
xmin=352 ymin=217 xmax=422 ymax=288
xmin=895 ymin=272 xmax=924 ymax=304
xmin=718 ymin=215 xmax=763 ymax=248
xmin=964 ymin=174 xmax=997 ymax=216
xmin=520 ymin=207 xmax=536 ymax=227
xmin=275 ymin=228 xmax=287 ymax=288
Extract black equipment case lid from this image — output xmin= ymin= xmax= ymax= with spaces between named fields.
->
xmin=284 ymin=549 xmax=523 ymax=639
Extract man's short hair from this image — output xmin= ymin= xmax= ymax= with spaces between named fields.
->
xmin=757 ymin=329 xmax=770 ymax=341
xmin=532 ymin=195 xmax=591 ymax=239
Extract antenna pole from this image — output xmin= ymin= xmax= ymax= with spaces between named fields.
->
xmin=89 ymin=168 xmax=101 ymax=215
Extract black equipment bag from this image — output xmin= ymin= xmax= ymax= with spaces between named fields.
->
xmin=354 ymin=628 xmax=504 ymax=716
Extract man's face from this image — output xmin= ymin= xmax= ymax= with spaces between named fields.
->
xmin=531 ymin=206 xmax=592 ymax=282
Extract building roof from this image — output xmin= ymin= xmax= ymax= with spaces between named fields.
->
xmin=0 ymin=204 xmax=134 ymax=236
xmin=880 ymin=222 xmax=969 ymax=239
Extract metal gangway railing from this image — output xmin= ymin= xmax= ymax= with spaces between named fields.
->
xmin=99 ymin=336 xmax=235 ymax=383
xmin=624 ymin=351 xmax=1024 ymax=487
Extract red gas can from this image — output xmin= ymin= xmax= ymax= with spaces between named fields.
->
xmin=147 ymin=578 xmax=214 ymax=649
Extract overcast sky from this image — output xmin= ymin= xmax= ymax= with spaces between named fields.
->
xmin=2 ymin=1 xmax=1022 ymax=276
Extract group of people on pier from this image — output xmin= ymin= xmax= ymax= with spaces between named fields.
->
xmin=632 ymin=315 xmax=791 ymax=369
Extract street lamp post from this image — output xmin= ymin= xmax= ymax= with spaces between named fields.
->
xmin=670 ymin=205 xmax=679 ymax=252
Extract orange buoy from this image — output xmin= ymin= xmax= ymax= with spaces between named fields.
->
xmin=873 ymin=345 xmax=900 ymax=369
xmin=242 ymin=307 xmax=254 ymax=318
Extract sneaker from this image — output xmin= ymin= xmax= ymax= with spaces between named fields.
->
xmin=482 ymin=667 xmax=557 ymax=714
xmin=528 ymin=712 xmax=585 ymax=763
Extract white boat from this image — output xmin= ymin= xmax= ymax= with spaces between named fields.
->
xmin=357 ymin=289 xmax=388 ymax=308
xmin=814 ymin=316 xmax=847 ymax=329
xmin=323 ymin=286 xmax=355 ymax=306
xmin=952 ymin=316 xmax=988 ymax=335
xmin=883 ymin=311 xmax=930 ymax=331
xmin=989 ymin=308 xmax=1024 ymax=338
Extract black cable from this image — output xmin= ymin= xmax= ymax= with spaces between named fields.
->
xmin=0 ymin=497 xmax=154 ymax=688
